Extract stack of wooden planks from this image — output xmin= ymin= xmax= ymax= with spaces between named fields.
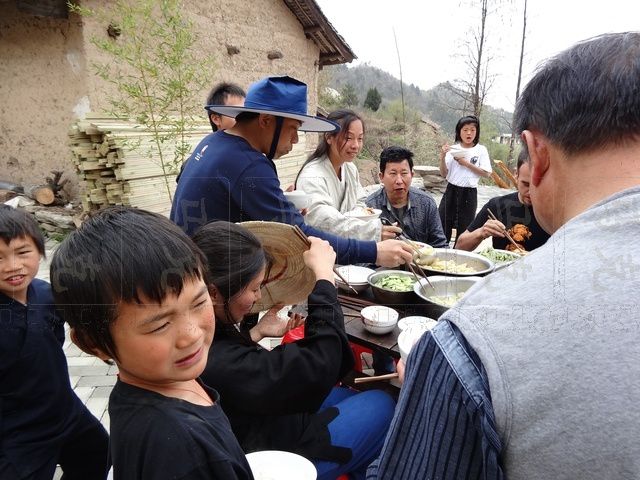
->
xmin=68 ymin=115 xmax=211 ymax=216
xmin=69 ymin=115 xmax=314 ymax=216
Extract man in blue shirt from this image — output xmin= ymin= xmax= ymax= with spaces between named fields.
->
xmin=171 ymin=76 xmax=412 ymax=267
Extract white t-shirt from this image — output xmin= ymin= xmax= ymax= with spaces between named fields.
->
xmin=444 ymin=143 xmax=492 ymax=188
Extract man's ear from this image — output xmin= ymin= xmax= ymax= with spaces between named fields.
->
xmin=258 ymin=114 xmax=274 ymax=129
xmin=210 ymin=113 xmax=222 ymax=130
xmin=378 ymin=171 xmax=384 ymax=183
xmin=69 ymin=327 xmax=111 ymax=363
xmin=521 ymin=130 xmax=550 ymax=187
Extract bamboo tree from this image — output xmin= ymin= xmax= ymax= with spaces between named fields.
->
xmin=68 ymin=0 xmax=212 ymax=202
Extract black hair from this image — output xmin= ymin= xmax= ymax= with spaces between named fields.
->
xmin=234 ymin=111 xmax=260 ymax=124
xmin=192 ymin=221 xmax=271 ymax=327
xmin=294 ymin=109 xmax=361 ymax=186
xmin=379 ymin=145 xmax=414 ymax=173
xmin=514 ymin=32 xmax=640 ymax=154
xmin=206 ymin=82 xmax=246 ymax=131
xmin=0 ymin=205 xmax=45 ymax=256
xmin=50 ymin=207 xmax=206 ymax=361
xmin=454 ymin=115 xmax=480 ymax=146
xmin=516 ymin=148 xmax=530 ymax=172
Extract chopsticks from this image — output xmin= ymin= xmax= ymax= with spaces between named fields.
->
xmin=292 ymin=225 xmax=359 ymax=294
xmin=487 ymin=209 xmax=526 ymax=254
xmin=394 ymin=237 xmax=435 ymax=292
xmin=354 ymin=372 xmax=399 ymax=384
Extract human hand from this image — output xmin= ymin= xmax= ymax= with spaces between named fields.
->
xmin=481 ymin=219 xmax=506 ymax=239
xmin=250 ymin=305 xmax=306 ymax=341
xmin=284 ymin=184 xmax=295 ymax=192
xmin=441 ymin=144 xmax=450 ymax=157
xmin=303 ymin=237 xmax=336 ymax=282
xmin=299 ymin=208 xmax=308 ymax=216
xmin=375 ymin=239 xmax=414 ymax=267
xmin=396 ymin=359 xmax=406 ymax=385
xmin=381 ymin=224 xmax=402 ymax=240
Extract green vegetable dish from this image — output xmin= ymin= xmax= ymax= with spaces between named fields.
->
xmin=478 ymin=247 xmax=521 ymax=264
xmin=374 ymin=274 xmax=415 ymax=292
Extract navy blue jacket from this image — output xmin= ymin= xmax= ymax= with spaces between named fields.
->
xmin=170 ymin=131 xmax=377 ymax=265
xmin=0 ymin=279 xmax=86 ymax=477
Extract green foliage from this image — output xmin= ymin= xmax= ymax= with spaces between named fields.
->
xmin=68 ymin=0 xmax=212 ymax=202
xmin=339 ymin=83 xmax=359 ymax=108
xmin=363 ymin=87 xmax=382 ymax=111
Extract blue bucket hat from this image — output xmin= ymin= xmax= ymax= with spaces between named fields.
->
xmin=205 ymin=76 xmax=339 ymax=133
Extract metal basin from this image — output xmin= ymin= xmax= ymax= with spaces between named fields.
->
xmin=413 ymin=275 xmax=483 ymax=318
xmin=415 ymin=248 xmax=494 ymax=277
xmin=367 ymin=270 xmax=418 ymax=305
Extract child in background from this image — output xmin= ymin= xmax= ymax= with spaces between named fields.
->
xmin=50 ymin=207 xmax=253 ymax=480
xmin=0 ymin=205 xmax=109 ymax=480
xmin=438 ymin=115 xmax=493 ymax=245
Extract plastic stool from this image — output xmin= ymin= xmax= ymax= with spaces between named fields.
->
xmin=349 ymin=342 xmax=373 ymax=373
xmin=280 ymin=324 xmax=305 ymax=344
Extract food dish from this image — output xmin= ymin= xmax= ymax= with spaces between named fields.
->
xmin=334 ymin=265 xmax=375 ymax=293
xmin=413 ymin=275 xmax=482 ymax=318
xmin=344 ymin=207 xmax=382 ymax=221
xmin=283 ymin=190 xmax=310 ymax=209
xmin=367 ymin=270 xmax=417 ymax=305
xmin=246 ymin=450 xmax=317 ymax=480
xmin=417 ymin=248 xmax=494 ymax=277
xmin=478 ymin=247 xmax=523 ymax=264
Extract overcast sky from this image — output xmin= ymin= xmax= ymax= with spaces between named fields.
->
xmin=315 ymin=0 xmax=639 ymax=111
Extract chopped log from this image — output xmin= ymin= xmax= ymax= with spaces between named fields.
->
xmin=23 ymin=185 xmax=55 ymax=205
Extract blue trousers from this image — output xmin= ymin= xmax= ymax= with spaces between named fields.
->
xmin=314 ymin=387 xmax=395 ymax=480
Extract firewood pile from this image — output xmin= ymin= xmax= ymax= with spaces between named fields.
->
xmin=68 ymin=116 xmax=210 ymax=216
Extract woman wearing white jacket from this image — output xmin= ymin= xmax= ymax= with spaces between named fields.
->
xmin=295 ymin=110 xmax=400 ymax=241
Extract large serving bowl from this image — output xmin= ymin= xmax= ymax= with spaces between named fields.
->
xmin=367 ymin=270 xmax=418 ymax=305
xmin=414 ymin=248 xmax=494 ymax=277
xmin=334 ymin=265 xmax=375 ymax=294
xmin=413 ymin=275 xmax=483 ymax=318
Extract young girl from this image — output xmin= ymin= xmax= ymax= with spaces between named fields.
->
xmin=438 ymin=115 xmax=492 ymax=244
xmin=192 ymin=221 xmax=395 ymax=480
xmin=295 ymin=109 xmax=400 ymax=241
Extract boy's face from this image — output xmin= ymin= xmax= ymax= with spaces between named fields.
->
xmin=105 ymin=278 xmax=215 ymax=387
xmin=0 ymin=235 xmax=41 ymax=303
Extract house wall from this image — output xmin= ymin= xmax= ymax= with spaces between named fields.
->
xmin=0 ymin=0 xmax=321 ymax=198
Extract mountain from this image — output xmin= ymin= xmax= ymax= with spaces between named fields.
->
xmin=322 ymin=63 xmax=512 ymax=138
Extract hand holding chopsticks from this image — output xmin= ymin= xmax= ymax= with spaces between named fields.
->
xmin=486 ymin=209 xmax=526 ymax=254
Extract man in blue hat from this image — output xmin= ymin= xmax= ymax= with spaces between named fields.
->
xmin=170 ymin=75 xmax=413 ymax=267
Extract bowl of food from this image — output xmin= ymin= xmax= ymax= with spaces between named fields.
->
xmin=413 ymin=275 xmax=483 ymax=318
xmin=334 ymin=265 xmax=375 ymax=294
xmin=367 ymin=270 xmax=418 ymax=305
xmin=283 ymin=190 xmax=310 ymax=210
xmin=344 ymin=207 xmax=382 ymax=221
xmin=398 ymin=321 xmax=438 ymax=362
xmin=360 ymin=305 xmax=399 ymax=335
xmin=414 ymin=248 xmax=494 ymax=277
xmin=478 ymin=247 xmax=523 ymax=269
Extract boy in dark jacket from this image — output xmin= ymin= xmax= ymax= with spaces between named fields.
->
xmin=0 ymin=205 xmax=109 ymax=480
xmin=50 ymin=207 xmax=253 ymax=480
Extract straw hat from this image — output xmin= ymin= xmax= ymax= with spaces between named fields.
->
xmin=240 ymin=221 xmax=316 ymax=314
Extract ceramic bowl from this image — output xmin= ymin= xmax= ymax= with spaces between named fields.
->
xmin=334 ymin=265 xmax=375 ymax=294
xmin=283 ymin=190 xmax=310 ymax=209
xmin=344 ymin=207 xmax=382 ymax=221
xmin=360 ymin=305 xmax=399 ymax=335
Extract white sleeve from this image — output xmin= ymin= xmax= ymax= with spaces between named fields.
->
xmin=478 ymin=145 xmax=492 ymax=173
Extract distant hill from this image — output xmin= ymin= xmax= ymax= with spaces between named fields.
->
xmin=323 ymin=63 xmax=512 ymax=138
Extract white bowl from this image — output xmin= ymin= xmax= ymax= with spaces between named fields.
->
xmin=361 ymin=305 xmax=399 ymax=335
xmin=334 ymin=265 xmax=375 ymax=293
xmin=344 ymin=207 xmax=382 ymax=221
xmin=283 ymin=190 xmax=310 ymax=209
xmin=398 ymin=323 xmax=437 ymax=362
xmin=398 ymin=316 xmax=437 ymax=331
xmin=246 ymin=450 xmax=317 ymax=480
